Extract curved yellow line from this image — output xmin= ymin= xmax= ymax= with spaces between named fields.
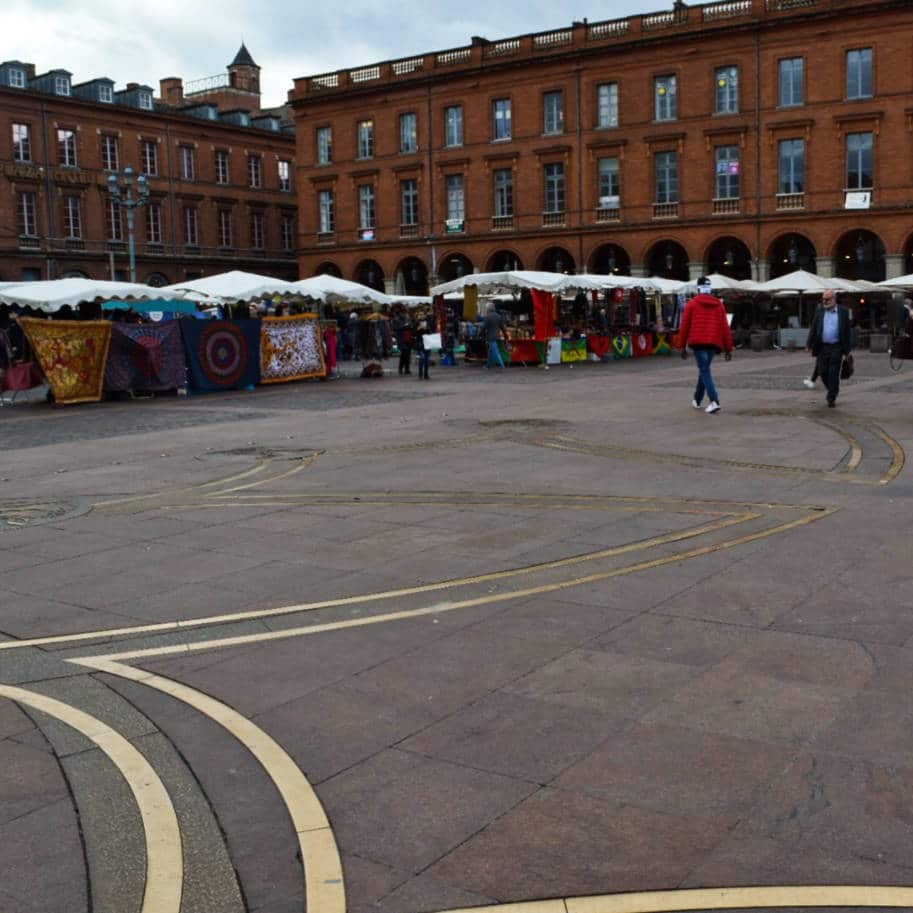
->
xmin=71 ymin=659 xmax=345 ymax=913
xmin=0 ymin=685 xmax=182 ymax=913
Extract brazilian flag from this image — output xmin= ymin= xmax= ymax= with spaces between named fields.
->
xmin=612 ymin=334 xmax=632 ymax=359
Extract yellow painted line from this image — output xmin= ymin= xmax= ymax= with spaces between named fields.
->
xmin=0 ymin=684 xmax=182 ymax=913
xmin=212 ymin=454 xmax=320 ymax=495
xmin=72 ymin=659 xmax=344 ymax=913
xmin=447 ymin=902 xmax=567 ymax=913
xmin=0 ymin=509 xmax=757 ymax=652
xmin=872 ymin=423 xmax=905 ymax=484
xmin=81 ymin=509 xmax=829 ymax=665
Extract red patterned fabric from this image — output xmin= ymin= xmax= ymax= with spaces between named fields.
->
xmin=509 ymin=339 xmax=540 ymax=363
xmin=587 ymin=335 xmax=612 ymax=357
xmin=532 ymin=290 xmax=556 ymax=342
xmin=632 ymin=331 xmax=653 ymax=358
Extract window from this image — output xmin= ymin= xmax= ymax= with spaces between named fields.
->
xmin=847 ymin=48 xmax=873 ymax=100
xmin=63 ymin=195 xmax=82 ymax=238
xmin=597 ymin=83 xmax=618 ymax=128
xmin=17 ymin=191 xmax=37 ymax=236
xmin=445 ymin=106 xmax=463 ymax=147
xmin=543 ymin=91 xmax=564 ymax=135
xmin=597 ymin=156 xmax=620 ymax=203
xmin=715 ymin=145 xmax=740 ymax=199
xmin=101 ymin=134 xmax=118 ymax=171
xmin=8 ymin=68 xmax=25 ymax=89
xmin=248 ymin=154 xmax=262 ymax=188
xmin=145 ymin=204 xmax=162 ymax=244
xmin=779 ymin=57 xmax=804 ymax=107
xmin=105 ymin=198 xmax=123 ymax=241
xmin=358 ymin=184 xmax=375 ymax=229
xmin=54 ymin=75 xmax=70 ymax=96
xmin=218 ymin=209 xmax=233 ymax=247
xmin=493 ymin=98 xmax=511 ymax=141
xmin=141 ymin=139 xmax=158 ymax=176
xmin=250 ymin=211 xmax=265 ymax=249
xmin=278 ymin=160 xmax=292 ymax=192
xmin=655 ymin=75 xmax=677 ymax=121
xmin=846 ymin=132 xmax=873 ymax=189
xmin=494 ymin=168 xmax=513 ymax=217
xmin=400 ymin=179 xmax=419 ymax=226
xmin=281 ymin=214 xmax=295 ymax=251
xmin=779 ymin=138 xmax=804 ymax=193
xmin=57 ymin=128 xmax=77 ymax=167
xmin=12 ymin=123 xmax=31 ymax=162
xmin=655 ymin=151 xmax=678 ymax=203
xmin=400 ymin=112 xmax=418 ymax=153
xmin=446 ymin=174 xmax=464 ymax=222
xmin=544 ymin=162 xmax=565 ymax=213
xmin=138 ymin=92 xmax=153 ymax=110
xmin=715 ymin=66 xmax=738 ymax=114
xmin=183 ymin=207 xmax=199 ymax=246
xmin=99 ymin=84 xmax=113 ymax=103
xmin=215 ymin=150 xmax=230 ymax=185
xmin=357 ymin=120 xmax=374 ymax=159
xmin=319 ymin=189 xmax=335 ymax=233
xmin=179 ymin=145 xmax=195 ymax=181
xmin=317 ymin=126 xmax=332 ymax=165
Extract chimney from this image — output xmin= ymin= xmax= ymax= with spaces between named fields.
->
xmin=159 ymin=77 xmax=183 ymax=106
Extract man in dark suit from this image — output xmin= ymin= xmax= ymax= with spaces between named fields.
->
xmin=806 ymin=289 xmax=852 ymax=407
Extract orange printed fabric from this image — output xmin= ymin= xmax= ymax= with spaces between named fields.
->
xmin=260 ymin=314 xmax=327 ymax=384
xmin=18 ymin=318 xmax=112 ymax=404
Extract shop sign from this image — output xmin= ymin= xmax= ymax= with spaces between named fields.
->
xmin=845 ymin=191 xmax=871 ymax=210
xmin=445 ymin=219 xmax=464 ymax=233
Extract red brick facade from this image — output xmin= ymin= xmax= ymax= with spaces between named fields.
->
xmin=290 ymin=0 xmax=913 ymax=294
xmin=0 ymin=49 xmax=297 ymax=285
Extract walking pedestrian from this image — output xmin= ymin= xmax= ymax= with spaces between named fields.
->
xmin=678 ymin=276 xmax=733 ymax=414
xmin=482 ymin=303 xmax=507 ymax=369
xmin=414 ymin=313 xmax=431 ymax=380
xmin=806 ymin=289 xmax=851 ymax=408
xmin=392 ymin=308 xmax=413 ymax=375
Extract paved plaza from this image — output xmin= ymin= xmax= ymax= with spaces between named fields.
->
xmin=1 ymin=350 xmax=912 ymax=913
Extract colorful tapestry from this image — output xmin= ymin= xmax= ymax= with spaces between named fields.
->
xmin=561 ymin=339 xmax=587 ymax=363
xmin=612 ymin=334 xmax=632 ymax=359
xmin=632 ymin=332 xmax=653 ymax=358
xmin=18 ymin=318 xmax=111 ymax=404
xmin=180 ymin=319 xmax=261 ymax=392
xmin=653 ymin=333 xmax=673 ymax=356
xmin=586 ymin=335 xmax=612 ymax=358
xmin=104 ymin=321 xmax=186 ymax=393
xmin=532 ymin=290 xmax=556 ymax=341
xmin=260 ymin=314 xmax=326 ymax=384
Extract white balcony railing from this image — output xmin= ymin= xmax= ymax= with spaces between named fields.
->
xmin=399 ymin=224 xmax=420 ymax=239
xmin=542 ymin=211 xmax=566 ymax=227
xmin=776 ymin=192 xmax=805 ymax=210
xmin=492 ymin=215 xmax=514 ymax=230
xmin=595 ymin=206 xmax=621 ymax=223
xmin=653 ymin=202 xmax=679 ymax=219
xmin=713 ymin=198 xmax=740 ymax=215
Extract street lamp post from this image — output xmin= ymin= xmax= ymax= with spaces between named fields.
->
xmin=106 ymin=166 xmax=149 ymax=283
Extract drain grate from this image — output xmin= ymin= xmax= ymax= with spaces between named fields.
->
xmin=0 ymin=498 xmax=90 ymax=530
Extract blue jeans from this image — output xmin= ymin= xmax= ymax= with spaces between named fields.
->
xmin=693 ymin=348 xmax=719 ymax=405
xmin=487 ymin=340 xmax=505 ymax=368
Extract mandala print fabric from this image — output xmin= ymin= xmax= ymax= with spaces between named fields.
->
xmin=180 ymin=319 xmax=261 ymax=392
xmin=104 ymin=321 xmax=186 ymax=392
xmin=260 ymin=314 xmax=326 ymax=383
xmin=18 ymin=318 xmax=112 ymax=404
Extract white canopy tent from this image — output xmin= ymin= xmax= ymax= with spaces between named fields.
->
xmin=0 ymin=279 xmax=189 ymax=313
xmin=878 ymin=274 xmax=913 ymax=289
xmin=756 ymin=269 xmax=863 ymax=294
xmin=160 ymin=270 xmax=299 ymax=304
xmin=431 ymin=270 xmax=660 ymax=297
xmin=290 ymin=275 xmax=429 ymax=308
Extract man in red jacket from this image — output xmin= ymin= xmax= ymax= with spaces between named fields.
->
xmin=678 ymin=277 xmax=734 ymax=414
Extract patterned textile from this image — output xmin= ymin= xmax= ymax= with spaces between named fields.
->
xmin=18 ymin=318 xmax=111 ymax=404
xmin=104 ymin=321 xmax=186 ymax=392
xmin=653 ymin=333 xmax=673 ymax=356
xmin=612 ymin=334 xmax=632 ymax=359
xmin=586 ymin=335 xmax=612 ymax=358
xmin=561 ymin=339 xmax=587 ymax=363
xmin=632 ymin=332 xmax=653 ymax=358
xmin=260 ymin=314 xmax=326 ymax=384
xmin=180 ymin=319 xmax=261 ymax=392
xmin=532 ymin=290 xmax=556 ymax=341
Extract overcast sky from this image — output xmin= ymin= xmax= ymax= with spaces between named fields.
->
xmin=4 ymin=0 xmax=674 ymax=108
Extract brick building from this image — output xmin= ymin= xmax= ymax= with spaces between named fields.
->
xmin=0 ymin=45 xmax=297 ymax=285
xmin=290 ymin=0 xmax=913 ymax=296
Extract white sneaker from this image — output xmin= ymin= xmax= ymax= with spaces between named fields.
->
xmin=692 ymin=399 xmax=702 ymax=410
xmin=705 ymin=402 xmax=721 ymax=414
xmin=802 ymin=378 xmax=815 ymax=389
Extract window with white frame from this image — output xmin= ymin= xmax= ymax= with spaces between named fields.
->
xmin=655 ymin=151 xmax=678 ymax=203
xmin=63 ymin=195 xmax=82 ymax=238
xmin=105 ymin=198 xmax=123 ymax=241
xmin=317 ymin=126 xmax=332 ymax=165
xmin=138 ymin=92 xmax=153 ymax=110
xmin=57 ymin=128 xmax=77 ymax=167
xmin=12 ymin=123 xmax=31 ymax=162
xmin=8 ymin=68 xmax=25 ymax=88
xmin=597 ymin=82 xmax=618 ymax=128
xmin=101 ymin=134 xmax=118 ymax=171
xmin=401 ymin=179 xmax=419 ymax=225
xmin=17 ymin=191 xmax=37 ymax=236
xmin=358 ymin=184 xmax=375 ymax=229
xmin=278 ymin=159 xmax=292 ymax=192
xmin=248 ymin=154 xmax=262 ymax=188
xmin=778 ymin=138 xmax=804 ymax=193
xmin=543 ymin=91 xmax=564 ymax=135
xmin=218 ymin=209 xmax=233 ymax=247
xmin=715 ymin=145 xmax=740 ymax=199
xmin=779 ymin=57 xmax=804 ymax=107
xmin=54 ymin=75 xmax=70 ymax=96
xmin=493 ymin=98 xmax=511 ymax=141
xmin=655 ymin=75 xmax=677 ymax=121
xmin=715 ymin=66 xmax=738 ymax=114
xmin=445 ymin=106 xmax=463 ymax=147
xmin=544 ymin=162 xmax=565 ymax=213
xmin=183 ymin=206 xmax=199 ymax=246
xmin=250 ymin=211 xmax=265 ymax=249
xmin=846 ymin=132 xmax=873 ymax=189
xmin=446 ymin=174 xmax=464 ymax=222
xmin=179 ymin=145 xmax=195 ymax=180
xmin=215 ymin=150 xmax=230 ymax=185
xmin=98 ymin=84 xmax=113 ymax=103
xmin=846 ymin=48 xmax=873 ymax=100
xmin=597 ymin=156 xmax=620 ymax=204
xmin=319 ymin=189 xmax=335 ymax=233
xmin=141 ymin=139 xmax=158 ymax=176
xmin=494 ymin=168 xmax=513 ymax=217
xmin=357 ymin=120 xmax=374 ymax=159
xmin=145 ymin=204 xmax=162 ymax=244
xmin=400 ymin=112 xmax=417 ymax=153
